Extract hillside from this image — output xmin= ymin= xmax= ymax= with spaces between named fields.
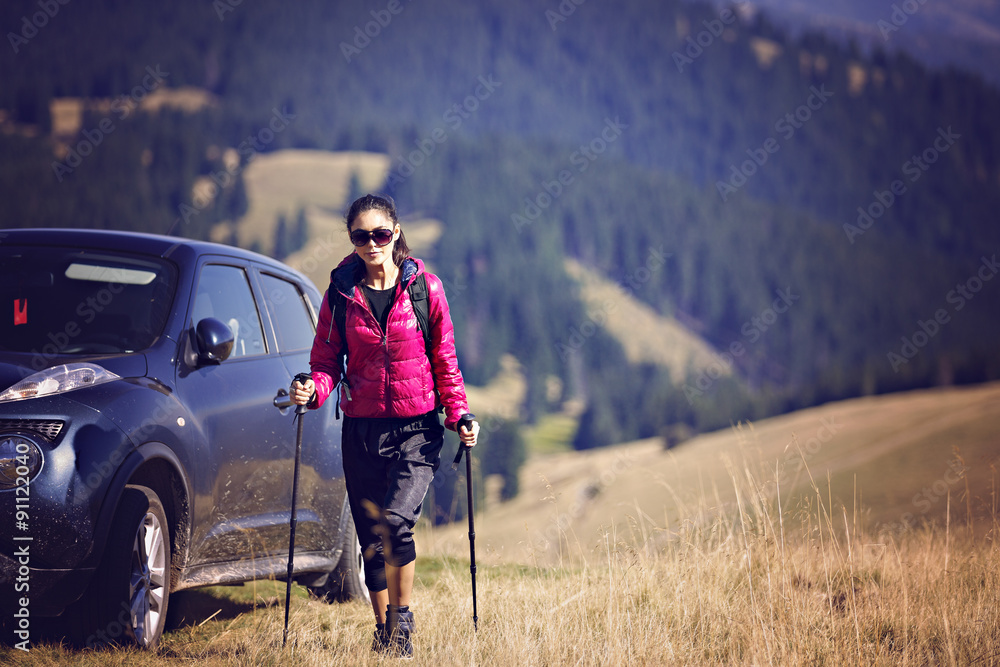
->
xmin=212 ymin=149 xmax=390 ymax=256
xmin=219 ymin=148 xmax=730 ymax=398
xmin=563 ymin=258 xmax=726 ymax=381
xmin=2 ymin=0 xmax=999 ymax=449
xmin=425 ymin=381 xmax=1000 ymax=565
xmin=725 ymin=0 xmax=1000 ymax=88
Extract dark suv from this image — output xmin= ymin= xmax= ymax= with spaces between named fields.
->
xmin=0 ymin=229 xmax=362 ymax=648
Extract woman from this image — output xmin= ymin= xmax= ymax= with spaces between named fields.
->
xmin=291 ymin=193 xmax=478 ymax=657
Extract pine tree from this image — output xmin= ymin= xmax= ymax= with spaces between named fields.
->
xmin=346 ymin=170 xmax=363 ymax=207
xmin=292 ymin=206 xmax=309 ymax=254
xmin=272 ymin=213 xmax=289 ymax=260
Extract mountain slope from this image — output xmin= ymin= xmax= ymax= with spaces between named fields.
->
xmin=427 ymin=381 xmax=1000 ymax=564
xmin=720 ymin=0 xmax=1000 ymax=88
xmin=2 ymin=0 xmax=999 ymax=448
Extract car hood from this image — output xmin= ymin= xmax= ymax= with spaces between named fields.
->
xmin=0 ymin=353 xmax=148 ymax=392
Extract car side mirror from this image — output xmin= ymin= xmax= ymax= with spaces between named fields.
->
xmin=195 ymin=317 xmax=234 ymax=364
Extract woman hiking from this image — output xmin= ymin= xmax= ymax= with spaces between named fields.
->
xmin=291 ymin=193 xmax=478 ymax=658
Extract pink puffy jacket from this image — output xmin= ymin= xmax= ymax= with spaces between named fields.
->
xmin=308 ymin=254 xmax=470 ymax=431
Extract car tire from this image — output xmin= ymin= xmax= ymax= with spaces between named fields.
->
xmin=69 ymin=485 xmax=171 ymax=648
xmin=308 ymin=511 xmax=367 ymax=603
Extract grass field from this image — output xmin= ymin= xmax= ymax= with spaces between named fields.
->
xmin=448 ymin=381 xmax=1000 ymax=567
xmin=4 ymin=382 xmax=999 ymax=665
xmin=8 ymin=525 xmax=999 ymax=666
xmin=212 ymin=149 xmax=391 ymax=257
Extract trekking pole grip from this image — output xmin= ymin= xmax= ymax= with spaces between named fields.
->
xmin=292 ymin=372 xmax=312 ymax=415
xmin=451 ymin=413 xmax=476 ymax=469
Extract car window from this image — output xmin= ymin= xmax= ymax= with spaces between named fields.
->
xmin=192 ymin=264 xmax=266 ymax=358
xmin=0 ymin=246 xmax=176 ymax=355
xmin=260 ymin=273 xmax=316 ymax=353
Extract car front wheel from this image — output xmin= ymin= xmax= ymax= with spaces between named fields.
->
xmin=70 ymin=485 xmax=171 ymax=648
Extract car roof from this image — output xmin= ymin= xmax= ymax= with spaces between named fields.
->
xmin=1 ymin=228 xmax=313 ymax=286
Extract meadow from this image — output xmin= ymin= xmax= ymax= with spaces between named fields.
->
xmin=4 ymin=382 xmax=999 ymax=665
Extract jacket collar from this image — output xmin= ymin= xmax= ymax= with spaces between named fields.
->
xmin=399 ymin=256 xmax=419 ymax=285
xmin=331 ymin=254 xmax=421 ymax=298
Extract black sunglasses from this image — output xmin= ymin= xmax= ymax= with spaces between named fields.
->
xmin=350 ymin=228 xmax=395 ymax=247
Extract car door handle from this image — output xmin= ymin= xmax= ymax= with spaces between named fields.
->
xmin=273 ymin=388 xmax=294 ymax=409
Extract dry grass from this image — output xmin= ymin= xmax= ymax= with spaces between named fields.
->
xmin=464 ymin=382 xmax=1000 ymax=565
xmin=7 ymin=473 xmax=998 ymax=665
xmin=6 ymin=383 xmax=999 ymax=665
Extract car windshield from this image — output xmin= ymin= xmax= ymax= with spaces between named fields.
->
xmin=0 ymin=245 xmax=177 ymax=355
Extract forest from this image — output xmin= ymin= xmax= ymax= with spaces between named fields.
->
xmin=1 ymin=0 xmax=998 ymax=459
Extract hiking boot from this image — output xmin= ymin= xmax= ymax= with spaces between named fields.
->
xmin=371 ymin=622 xmax=389 ymax=653
xmin=385 ymin=604 xmax=414 ymax=658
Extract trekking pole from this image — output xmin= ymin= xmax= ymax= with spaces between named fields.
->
xmin=274 ymin=374 xmax=311 ymax=647
xmin=450 ymin=413 xmax=478 ymax=631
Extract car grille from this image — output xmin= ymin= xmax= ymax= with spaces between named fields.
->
xmin=0 ymin=419 xmax=65 ymax=441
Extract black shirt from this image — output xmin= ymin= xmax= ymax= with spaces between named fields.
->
xmin=362 ymin=284 xmax=397 ymax=334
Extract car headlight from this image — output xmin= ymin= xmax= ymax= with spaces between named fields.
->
xmin=0 ymin=363 xmax=120 ymax=403
xmin=0 ymin=433 xmax=44 ymax=489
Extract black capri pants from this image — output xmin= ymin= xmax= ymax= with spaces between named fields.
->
xmin=342 ymin=410 xmax=444 ymax=592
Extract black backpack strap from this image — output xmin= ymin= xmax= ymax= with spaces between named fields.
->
xmin=328 ymin=287 xmax=349 ymax=358
xmin=408 ymin=273 xmax=432 ymax=354
xmin=326 ymin=285 xmax=350 ymax=419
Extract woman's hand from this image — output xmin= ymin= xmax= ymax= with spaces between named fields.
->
xmin=291 ymin=378 xmax=316 ymax=406
xmin=459 ymin=419 xmax=480 ymax=447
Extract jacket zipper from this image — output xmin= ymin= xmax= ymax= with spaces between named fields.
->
xmin=380 ymin=276 xmax=415 ymax=410
xmin=380 ymin=279 xmax=405 ymax=409
xmin=358 ymin=282 xmax=394 ymax=409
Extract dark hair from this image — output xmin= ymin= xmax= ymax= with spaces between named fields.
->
xmin=345 ymin=193 xmax=410 ymax=267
